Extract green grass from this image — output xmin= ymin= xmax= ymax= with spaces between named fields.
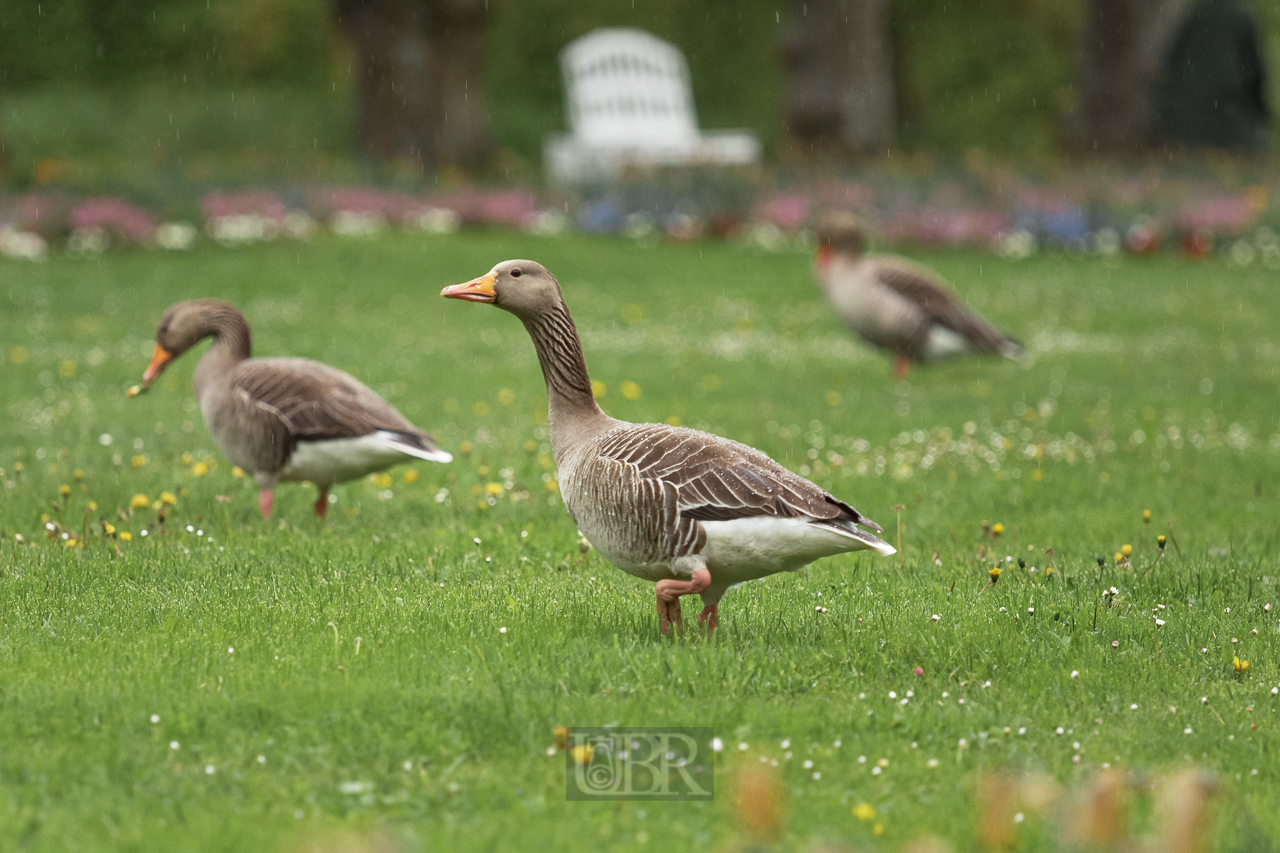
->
xmin=1 ymin=233 xmax=1278 ymax=851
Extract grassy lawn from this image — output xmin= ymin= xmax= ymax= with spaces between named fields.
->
xmin=1 ymin=232 xmax=1277 ymax=851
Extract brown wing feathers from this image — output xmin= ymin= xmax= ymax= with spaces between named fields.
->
xmin=597 ymin=424 xmax=878 ymax=532
xmin=232 ymin=358 xmax=433 ymax=445
xmin=874 ymin=260 xmax=1015 ymax=354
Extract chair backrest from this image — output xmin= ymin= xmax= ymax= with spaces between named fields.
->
xmin=560 ymin=27 xmax=701 ymax=148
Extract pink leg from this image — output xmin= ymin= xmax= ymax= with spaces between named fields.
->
xmin=893 ymin=354 xmax=912 ymax=381
xmin=697 ymin=603 xmax=719 ymax=633
xmin=259 ymin=488 xmax=274 ymax=520
xmin=313 ymin=487 xmax=329 ymax=520
xmin=655 ymin=567 xmax=711 ymax=636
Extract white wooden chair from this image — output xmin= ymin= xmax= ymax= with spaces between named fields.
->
xmin=544 ymin=27 xmax=761 ymax=184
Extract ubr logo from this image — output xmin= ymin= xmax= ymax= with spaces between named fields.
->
xmin=565 ymin=727 xmax=714 ymax=801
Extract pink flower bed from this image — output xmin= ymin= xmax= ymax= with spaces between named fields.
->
xmin=70 ymin=197 xmax=156 ymax=245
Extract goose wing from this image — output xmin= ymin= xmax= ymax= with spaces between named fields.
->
xmin=229 ymin=357 xmax=441 ymax=452
xmin=596 ymin=423 xmax=881 ymax=534
xmin=873 ymin=257 xmax=1014 ymax=353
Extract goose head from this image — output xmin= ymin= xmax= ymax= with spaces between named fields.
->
xmin=134 ymin=299 xmax=232 ymax=393
xmin=815 ymin=211 xmax=866 ymax=271
xmin=441 ymin=260 xmax=561 ymax=319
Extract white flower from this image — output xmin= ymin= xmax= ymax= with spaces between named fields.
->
xmin=1155 ymin=618 xmax=1166 ymax=626
xmin=1071 ymin=670 xmax=1079 ymax=679
xmin=170 ymin=741 xmax=179 ymax=750
xmin=927 ymin=758 xmax=938 ymax=768
xmin=803 ymin=760 xmax=813 ymax=769
xmin=150 ymin=714 xmax=159 ymax=724
xmin=711 ymin=738 xmax=724 ymax=752
xmin=738 ymin=742 xmax=748 ymax=751
xmin=499 ymin=627 xmax=507 ymax=634
xmin=931 ymin=614 xmax=941 ymax=621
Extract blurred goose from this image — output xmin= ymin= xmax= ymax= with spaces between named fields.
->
xmin=815 ymin=211 xmax=1023 ymax=379
xmin=131 ymin=299 xmax=450 ymax=520
xmin=442 ymin=261 xmax=894 ymax=635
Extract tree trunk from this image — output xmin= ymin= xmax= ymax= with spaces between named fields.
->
xmin=781 ymin=0 xmax=896 ymax=155
xmin=337 ymin=0 xmax=491 ymax=168
xmin=1076 ymin=0 xmax=1184 ymax=154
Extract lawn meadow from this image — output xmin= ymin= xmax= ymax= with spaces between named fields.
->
xmin=1 ymin=233 xmax=1278 ymax=852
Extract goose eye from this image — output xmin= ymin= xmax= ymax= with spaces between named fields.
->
xmin=510 ymin=268 xmax=522 ymax=278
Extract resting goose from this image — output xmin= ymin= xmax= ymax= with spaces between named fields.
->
xmin=815 ymin=211 xmax=1023 ymax=379
xmin=131 ymin=299 xmax=451 ymax=519
xmin=442 ymin=261 xmax=894 ymax=634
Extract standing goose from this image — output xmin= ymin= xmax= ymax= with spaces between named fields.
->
xmin=442 ymin=261 xmax=894 ymax=634
xmin=130 ymin=299 xmax=451 ymax=519
xmin=815 ymin=211 xmax=1023 ymax=380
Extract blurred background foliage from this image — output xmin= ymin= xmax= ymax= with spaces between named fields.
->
xmin=0 ymin=0 xmax=1276 ymax=189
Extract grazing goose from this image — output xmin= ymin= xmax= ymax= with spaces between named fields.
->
xmin=442 ymin=261 xmax=894 ymax=634
xmin=130 ymin=299 xmax=451 ymax=520
xmin=815 ymin=211 xmax=1023 ymax=380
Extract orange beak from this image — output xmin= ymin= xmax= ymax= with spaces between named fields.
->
xmin=140 ymin=343 xmax=175 ymax=389
xmin=441 ymin=272 xmax=497 ymax=303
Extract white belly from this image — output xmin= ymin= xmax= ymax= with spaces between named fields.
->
xmin=922 ymin=324 xmax=972 ymax=360
xmin=278 ymin=432 xmax=435 ymax=485
xmin=700 ymin=516 xmax=893 ymax=585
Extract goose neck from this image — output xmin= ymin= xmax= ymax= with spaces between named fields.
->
xmin=193 ymin=306 xmax=252 ymax=400
xmin=521 ymin=301 xmax=610 ymax=461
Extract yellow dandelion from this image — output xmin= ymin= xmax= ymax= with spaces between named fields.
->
xmin=73 ymin=469 xmax=84 ymax=480
xmin=477 ymin=465 xmax=489 ymax=476
xmin=989 ymin=566 xmax=1001 ymax=582
xmin=873 ymin=823 xmax=884 ymax=836
xmin=1143 ymin=509 xmax=1152 ymax=523
xmin=372 ymin=473 xmax=393 ymax=489
xmin=231 ymin=466 xmax=248 ymax=479
xmin=1234 ymin=657 xmax=1250 ymax=672
xmin=129 ymin=494 xmax=150 ymax=509
xmin=87 ymin=501 xmax=97 ymax=511
xmin=554 ymin=726 xmax=569 ymax=749
xmin=1121 ymin=544 xmax=1133 ymax=557
xmin=477 ymin=500 xmax=489 ymax=510
xmin=992 ymin=523 xmax=1004 ymax=536
xmin=1158 ymin=535 xmax=1167 ymax=549
xmin=15 ymin=462 xmax=24 ymax=472
xmin=59 ymin=484 xmax=70 ymax=497
xmin=404 ymin=470 xmax=419 ymax=484
xmin=472 ymin=400 xmax=490 ymax=416
xmin=523 ymin=440 xmax=537 ymax=452
xmin=1115 ymin=552 xmax=1124 ymax=563
xmin=58 ymin=359 xmax=77 ymax=377
xmin=665 ymin=416 xmax=682 ymax=426
xmin=621 ymin=381 xmax=641 ymax=400
xmin=485 ymin=482 xmax=504 ymax=495
xmin=119 ymin=531 xmax=132 ymax=542
xmin=8 ymin=346 xmax=29 ymax=364
xmin=192 ymin=462 xmax=208 ymax=476
xmin=64 ymin=538 xmax=77 ymax=548
xmin=591 ymin=380 xmax=607 ymax=398
xmin=458 ymin=441 xmax=473 ymax=454
xmin=853 ymin=803 xmax=877 ymax=821
xmin=497 ymin=388 xmax=515 ymax=406
xmin=181 ymin=452 xmax=194 ymax=466
xmin=546 ymin=479 xmax=559 ymax=492
xmin=160 ymin=492 xmax=177 ymax=506
xmin=570 ymin=744 xmax=594 ymax=765
xmin=40 ymin=513 xmax=49 ymax=523
xmin=102 ymin=522 xmax=115 ymax=536
xmin=180 ymin=488 xmax=189 ymax=497
xmin=131 ymin=455 xmax=146 ymax=467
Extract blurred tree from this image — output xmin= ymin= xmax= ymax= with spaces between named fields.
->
xmin=781 ymin=0 xmax=896 ymax=154
xmin=1074 ymin=0 xmax=1185 ymax=153
xmin=335 ymin=0 xmax=491 ymax=167
xmin=1158 ymin=0 xmax=1271 ymax=152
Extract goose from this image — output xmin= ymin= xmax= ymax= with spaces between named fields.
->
xmin=815 ymin=211 xmax=1023 ymax=380
xmin=442 ymin=260 xmax=895 ymax=634
xmin=130 ymin=299 xmax=451 ymax=520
